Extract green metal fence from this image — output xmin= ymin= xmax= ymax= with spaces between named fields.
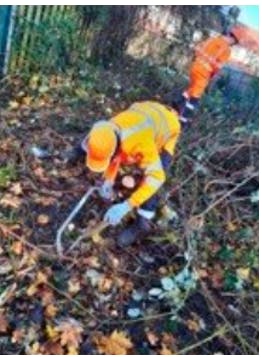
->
xmin=0 ymin=5 xmax=95 ymax=76
xmin=0 ymin=6 xmax=14 ymax=75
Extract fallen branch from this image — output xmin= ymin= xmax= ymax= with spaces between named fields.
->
xmin=46 ymin=280 xmax=98 ymax=321
xmin=0 ymin=223 xmax=73 ymax=262
xmin=200 ymin=172 xmax=258 ymax=217
xmin=66 ymin=221 xmax=109 ymax=254
xmin=200 ymin=281 xmax=258 ymax=354
xmin=176 ymin=325 xmax=227 ymax=355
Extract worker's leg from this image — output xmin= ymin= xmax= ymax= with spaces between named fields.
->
xmin=180 ymin=96 xmax=200 ymax=123
xmin=180 ymin=64 xmax=210 ymax=122
xmin=117 ymin=151 xmax=173 ymax=247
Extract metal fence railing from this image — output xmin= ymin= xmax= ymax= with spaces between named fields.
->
xmin=0 ymin=5 xmax=93 ymax=76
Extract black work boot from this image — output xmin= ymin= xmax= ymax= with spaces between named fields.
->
xmin=117 ymin=216 xmax=153 ymax=248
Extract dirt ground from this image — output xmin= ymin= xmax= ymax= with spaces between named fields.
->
xmin=0 ymin=62 xmax=259 ymax=354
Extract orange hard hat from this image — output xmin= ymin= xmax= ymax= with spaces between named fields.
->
xmin=86 ymin=121 xmax=117 ymax=172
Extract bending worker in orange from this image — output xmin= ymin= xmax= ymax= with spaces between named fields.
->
xmin=179 ymin=29 xmax=239 ymax=122
xmin=68 ymin=101 xmax=181 ymax=247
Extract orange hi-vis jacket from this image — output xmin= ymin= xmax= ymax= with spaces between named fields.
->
xmin=104 ymin=101 xmax=181 ymax=208
xmin=195 ymin=35 xmax=231 ymax=74
xmin=186 ymin=36 xmax=231 ymax=98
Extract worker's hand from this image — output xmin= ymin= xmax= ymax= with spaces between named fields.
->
xmin=104 ymin=201 xmax=132 ymax=226
xmin=99 ymin=181 xmax=114 ymax=200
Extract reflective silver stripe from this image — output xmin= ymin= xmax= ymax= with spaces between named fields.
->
xmin=148 ymin=102 xmax=170 ymax=142
xmin=185 ymin=102 xmax=195 ymax=110
xmin=121 ymin=118 xmax=151 ymax=140
xmin=130 ymin=103 xmax=157 ymax=131
xmin=197 ymin=37 xmax=228 ymax=69
xmin=145 ymin=176 xmax=163 ymax=189
xmin=179 ymin=116 xmax=189 ymax=123
xmin=121 ymin=102 xmax=171 ymax=143
xmin=146 ymin=160 xmax=163 ymax=173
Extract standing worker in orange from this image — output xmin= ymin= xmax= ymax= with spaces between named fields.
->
xmin=179 ymin=29 xmax=239 ymax=123
xmin=65 ymin=101 xmax=181 ymax=247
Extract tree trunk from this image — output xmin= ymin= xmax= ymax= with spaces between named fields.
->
xmin=90 ymin=5 xmax=139 ymax=68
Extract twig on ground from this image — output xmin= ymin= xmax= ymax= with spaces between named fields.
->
xmin=200 ymin=172 xmax=258 ymax=217
xmin=46 ymin=280 xmax=98 ymax=321
xmin=176 ymin=325 xmax=227 ymax=355
xmin=0 ymin=222 xmax=73 ymax=262
xmin=66 ymin=221 xmax=109 ymax=254
xmin=200 ymin=281 xmax=258 ymax=354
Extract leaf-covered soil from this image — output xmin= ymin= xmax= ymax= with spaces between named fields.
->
xmin=0 ymin=60 xmax=258 ymax=354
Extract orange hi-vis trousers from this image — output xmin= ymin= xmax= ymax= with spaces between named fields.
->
xmin=185 ymin=59 xmax=213 ymax=99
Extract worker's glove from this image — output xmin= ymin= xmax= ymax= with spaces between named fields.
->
xmin=104 ymin=201 xmax=132 ymax=226
xmin=99 ymin=181 xmax=114 ymax=200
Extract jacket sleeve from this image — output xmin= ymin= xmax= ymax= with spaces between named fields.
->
xmin=103 ymin=155 xmax=121 ymax=183
xmin=163 ymin=133 xmax=180 ymax=156
xmin=195 ymin=38 xmax=212 ymax=57
xmin=127 ymin=138 xmax=166 ymax=208
xmin=213 ymin=46 xmax=231 ymax=72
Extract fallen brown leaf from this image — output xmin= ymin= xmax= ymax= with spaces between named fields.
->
xmin=46 ymin=324 xmax=58 ymax=340
xmin=98 ymin=276 xmax=113 ymax=293
xmin=67 ymin=346 xmax=79 ymax=355
xmin=21 ymin=96 xmax=32 ymax=106
xmin=159 ymin=343 xmax=174 ymax=355
xmin=9 ymin=182 xmax=23 ymax=195
xmin=94 ymin=330 xmax=133 ymax=355
xmin=56 ymin=318 xmax=83 ymax=349
xmin=26 ymin=283 xmax=38 ymax=297
xmin=11 ymin=241 xmax=23 ymax=255
xmin=8 ymin=100 xmax=20 ymax=110
xmin=83 ymin=256 xmax=101 ymax=268
xmin=37 ymin=214 xmax=50 ymax=225
xmin=68 ymin=277 xmax=81 ymax=295
xmin=0 ymin=193 xmax=22 ymax=208
xmin=26 ymin=341 xmax=40 ymax=354
xmin=33 ymin=196 xmax=56 ymax=206
xmin=36 ymin=271 xmax=49 ymax=284
xmin=0 ymin=257 xmax=13 ymax=275
xmin=236 ymin=267 xmax=250 ymax=281
xmin=146 ymin=331 xmax=159 ymax=346
xmin=186 ymin=318 xmax=200 ymax=333
xmin=226 ymin=221 xmax=238 ymax=232
xmin=11 ymin=328 xmax=25 ymax=344
xmin=27 ymin=271 xmax=49 ymax=296
xmin=45 ymin=304 xmax=58 ymax=318
xmin=41 ymin=287 xmax=55 ymax=306
xmin=196 ymin=268 xmax=209 ymax=279
xmin=0 ymin=312 xmax=8 ymax=333
xmin=40 ymin=341 xmax=64 ymax=355
xmin=187 ymin=214 xmax=204 ymax=232
xmin=33 ymin=166 xmax=50 ymax=183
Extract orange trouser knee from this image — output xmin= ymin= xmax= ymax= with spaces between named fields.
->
xmin=185 ymin=62 xmax=212 ymax=99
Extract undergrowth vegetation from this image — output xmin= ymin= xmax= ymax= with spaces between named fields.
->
xmin=0 ymin=42 xmax=259 ymax=355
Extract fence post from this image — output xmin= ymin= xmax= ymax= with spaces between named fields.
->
xmin=0 ymin=5 xmax=16 ymax=77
